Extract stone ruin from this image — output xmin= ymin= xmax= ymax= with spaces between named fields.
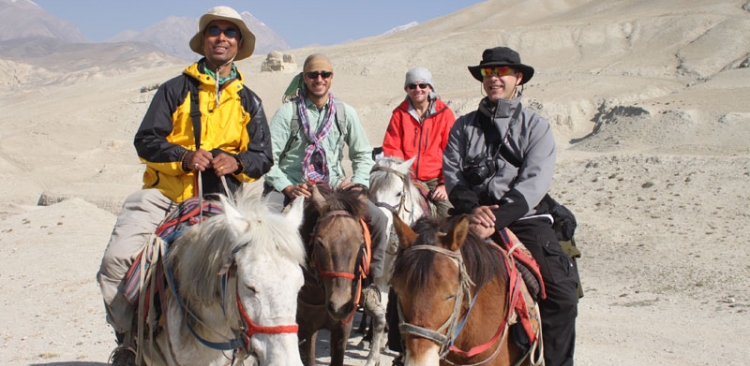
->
xmin=261 ymin=51 xmax=297 ymax=72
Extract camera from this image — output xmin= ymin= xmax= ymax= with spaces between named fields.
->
xmin=464 ymin=156 xmax=495 ymax=185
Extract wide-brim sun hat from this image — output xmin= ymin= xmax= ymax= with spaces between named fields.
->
xmin=189 ymin=6 xmax=256 ymax=61
xmin=468 ymin=47 xmax=534 ymax=84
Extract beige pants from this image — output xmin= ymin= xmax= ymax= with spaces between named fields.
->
xmin=421 ymin=178 xmax=453 ymax=219
xmin=97 ymin=189 xmax=175 ymax=334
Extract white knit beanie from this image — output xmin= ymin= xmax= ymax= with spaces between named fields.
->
xmin=404 ymin=67 xmax=436 ymax=93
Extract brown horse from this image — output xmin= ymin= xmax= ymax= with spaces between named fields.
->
xmin=297 ymin=184 xmax=374 ymax=366
xmin=390 ymin=214 xmax=541 ymax=366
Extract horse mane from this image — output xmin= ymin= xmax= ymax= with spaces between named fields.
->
xmin=315 ymin=184 xmax=368 ymax=218
xmin=393 ymin=216 xmax=504 ymax=292
xmin=166 ymin=189 xmax=306 ymax=309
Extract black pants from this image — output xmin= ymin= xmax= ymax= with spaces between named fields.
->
xmin=511 ymin=217 xmax=578 ymax=366
xmin=386 ymin=218 xmax=578 ymax=366
xmin=386 ymin=287 xmax=402 ymax=352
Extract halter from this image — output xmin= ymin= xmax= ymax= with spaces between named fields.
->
xmin=397 ymin=245 xmax=474 ymax=357
xmin=371 ymin=164 xmax=428 ymax=225
xmin=163 ymin=240 xmax=299 ymax=359
xmin=308 ymin=208 xmax=372 ymax=322
xmin=397 ymin=243 xmax=518 ymax=366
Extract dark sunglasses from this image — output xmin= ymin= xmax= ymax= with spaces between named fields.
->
xmin=407 ymin=83 xmax=429 ymax=90
xmin=305 ymin=71 xmax=333 ymax=79
xmin=480 ymin=66 xmax=515 ymax=78
xmin=206 ymin=25 xmax=239 ymax=39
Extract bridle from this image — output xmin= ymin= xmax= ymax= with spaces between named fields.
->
xmin=308 ymin=209 xmax=372 ymax=322
xmin=397 ymin=245 xmax=474 ymax=358
xmin=370 ymin=165 xmax=421 ymax=223
xmin=396 ymin=244 xmax=516 ymax=366
xmin=310 ymin=210 xmax=370 ymax=281
xmin=163 ymin=240 xmax=299 ymax=361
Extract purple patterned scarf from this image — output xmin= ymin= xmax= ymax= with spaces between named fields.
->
xmin=296 ymin=92 xmax=337 ymax=183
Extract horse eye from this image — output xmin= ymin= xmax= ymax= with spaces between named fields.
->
xmin=446 ymin=294 xmax=456 ymax=300
xmin=246 ymin=285 xmax=257 ymax=294
xmin=395 ymin=191 xmax=403 ymax=197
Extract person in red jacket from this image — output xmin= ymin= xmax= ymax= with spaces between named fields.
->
xmin=381 ymin=67 xmax=456 ymax=218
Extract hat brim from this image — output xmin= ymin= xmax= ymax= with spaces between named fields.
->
xmin=189 ymin=15 xmax=256 ymax=61
xmin=468 ymin=62 xmax=534 ymax=84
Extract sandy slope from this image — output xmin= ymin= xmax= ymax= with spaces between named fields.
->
xmin=1 ymin=0 xmax=749 ymax=365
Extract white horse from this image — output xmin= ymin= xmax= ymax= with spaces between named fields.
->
xmin=363 ymin=156 xmax=429 ymax=358
xmin=369 ymin=156 xmax=429 ymax=286
xmin=137 ymin=191 xmax=306 ymax=366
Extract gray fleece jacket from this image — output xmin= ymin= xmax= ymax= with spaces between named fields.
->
xmin=443 ymin=92 xmax=556 ymax=229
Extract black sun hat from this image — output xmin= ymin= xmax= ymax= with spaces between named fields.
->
xmin=468 ymin=47 xmax=535 ymax=84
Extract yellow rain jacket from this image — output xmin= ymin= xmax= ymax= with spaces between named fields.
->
xmin=134 ymin=61 xmax=272 ymax=203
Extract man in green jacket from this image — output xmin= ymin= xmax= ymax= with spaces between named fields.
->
xmin=264 ymin=53 xmax=387 ymax=283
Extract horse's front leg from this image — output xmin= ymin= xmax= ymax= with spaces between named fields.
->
xmin=362 ymin=286 xmax=387 ymax=366
xmin=329 ymin=322 xmax=353 ymax=366
xmin=298 ymin=325 xmax=318 ymax=366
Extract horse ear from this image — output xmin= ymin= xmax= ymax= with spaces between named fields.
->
xmin=221 ymin=195 xmax=249 ymax=234
xmin=285 ymin=196 xmax=305 ymax=229
xmin=395 ymin=157 xmax=415 ymax=175
xmin=441 ymin=215 xmax=470 ymax=251
xmin=310 ymin=184 xmax=326 ymax=212
xmin=392 ymin=212 xmax=417 ymax=249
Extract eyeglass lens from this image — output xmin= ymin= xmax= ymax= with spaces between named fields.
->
xmin=306 ymin=71 xmax=333 ymax=79
xmin=480 ymin=67 xmax=514 ymax=77
xmin=207 ymin=25 xmax=239 ymax=39
xmin=407 ymin=83 xmax=429 ymax=90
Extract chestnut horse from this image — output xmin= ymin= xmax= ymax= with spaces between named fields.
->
xmin=297 ymin=184 xmax=383 ymax=366
xmin=390 ymin=215 xmax=542 ymax=366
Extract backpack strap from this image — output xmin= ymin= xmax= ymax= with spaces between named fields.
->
xmin=185 ymin=76 xmax=202 ymax=150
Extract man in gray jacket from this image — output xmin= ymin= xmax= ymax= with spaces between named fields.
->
xmin=443 ymin=46 xmax=579 ymax=366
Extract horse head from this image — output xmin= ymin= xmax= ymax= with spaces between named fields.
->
xmin=303 ymin=183 xmax=370 ymax=320
xmin=369 ymin=156 xmax=425 ymax=287
xmin=166 ymin=191 xmax=306 ymax=366
xmin=391 ymin=214 xmax=511 ymax=366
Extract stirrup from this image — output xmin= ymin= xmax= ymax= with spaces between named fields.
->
xmin=109 ymin=344 xmax=136 ymax=366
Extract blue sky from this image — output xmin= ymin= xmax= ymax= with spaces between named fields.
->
xmin=33 ymin=0 xmax=485 ymax=48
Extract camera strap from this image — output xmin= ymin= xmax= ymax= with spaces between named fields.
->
xmin=475 ymin=105 xmax=522 ymax=168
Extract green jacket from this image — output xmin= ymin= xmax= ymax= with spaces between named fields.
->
xmin=265 ymin=97 xmax=373 ymax=191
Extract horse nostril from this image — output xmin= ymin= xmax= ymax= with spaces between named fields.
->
xmin=341 ymin=302 xmax=353 ymax=316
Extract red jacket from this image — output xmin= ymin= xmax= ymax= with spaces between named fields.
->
xmin=382 ymin=98 xmax=456 ymax=183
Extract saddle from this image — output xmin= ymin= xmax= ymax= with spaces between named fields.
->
xmin=123 ymin=197 xmax=223 ymax=307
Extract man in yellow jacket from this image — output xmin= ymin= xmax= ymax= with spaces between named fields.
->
xmin=97 ymin=6 xmax=272 ymax=365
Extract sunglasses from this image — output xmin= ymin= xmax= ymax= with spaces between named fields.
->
xmin=480 ymin=66 xmax=516 ymax=78
xmin=206 ymin=25 xmax=239 ymax=39
xmin=305 ymin=71 xmax=333 ymax=79
xmin=407 ymin=83 xmax=429 ymax=90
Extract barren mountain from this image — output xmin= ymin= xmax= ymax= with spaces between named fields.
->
xmin=0 ymin=0 xmax=88 ymax=42
xmin=0 ymin=0 xmax=748 ymax=365
xmin=105 ymin=11 xmax=290 ymax=61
